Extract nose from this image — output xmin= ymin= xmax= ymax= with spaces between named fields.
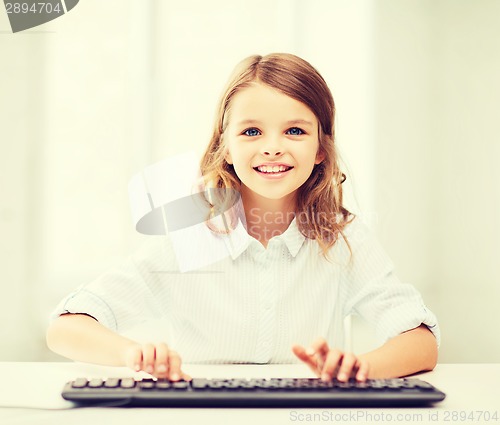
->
xmin=263 ymin=148 xmax=282 ymax=156
xmin=261 ymin=135 xmax=283 ymax=157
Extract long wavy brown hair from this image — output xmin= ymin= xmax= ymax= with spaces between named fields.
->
xmin=199 ymin=53 xmax=354 ymax=259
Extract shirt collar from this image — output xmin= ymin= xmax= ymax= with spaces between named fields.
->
xmin=223 ymin=217 xmax=306 ymax=260
xmin=277 ymin=217 xmax=307 ymax=257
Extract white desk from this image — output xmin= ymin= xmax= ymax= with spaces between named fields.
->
xmin=0 ymin=363 xmax=499 ymax=425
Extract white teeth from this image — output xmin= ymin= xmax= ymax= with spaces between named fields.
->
xmin=257 ymin=165 xmax=291 ymax=173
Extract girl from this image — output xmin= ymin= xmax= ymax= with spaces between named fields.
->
xmin=47 ymin=53 xmax=439 ymax=383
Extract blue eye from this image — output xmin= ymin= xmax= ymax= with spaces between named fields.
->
xmin=286 ymin=127 xmax=305 ymax=136
xmin=243 ymin=128 xmax=261 ymax=137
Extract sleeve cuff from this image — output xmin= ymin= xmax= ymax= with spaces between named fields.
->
xmin=377 ymin=303 xmax=441 ymax=347
xmin=49 ymin=289 xmax=118 ymax=331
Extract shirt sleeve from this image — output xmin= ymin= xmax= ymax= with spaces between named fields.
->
xmin=341 ymin=218 xmax=441 ymax=346
xmin=49 ymin=236 xmax=173 ymax=332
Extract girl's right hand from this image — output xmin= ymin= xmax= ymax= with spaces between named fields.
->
xmin=122 ymin=342 xmax=192 ymax=381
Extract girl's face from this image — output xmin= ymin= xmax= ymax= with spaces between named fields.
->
xmin=224 ymin=83 xmax=325 ymax=203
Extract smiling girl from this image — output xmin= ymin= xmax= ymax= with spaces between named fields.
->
xmin=47 ymin=53 xmax=440 ymax=384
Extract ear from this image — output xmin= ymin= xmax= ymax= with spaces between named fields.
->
xmin=225 ymin=150 xmax=233 ymax=165
xmin=314 ymin=149 xmax=325 ymax=165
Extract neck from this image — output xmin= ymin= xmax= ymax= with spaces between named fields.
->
xmin=240 ymin=185 xmax=296 ymax=246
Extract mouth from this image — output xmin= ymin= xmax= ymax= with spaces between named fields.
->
xmin=253 ymin=165 xmax=294 ymax=174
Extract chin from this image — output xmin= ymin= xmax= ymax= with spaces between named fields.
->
xmin=252 ymin=189 xmax=297 ymax=201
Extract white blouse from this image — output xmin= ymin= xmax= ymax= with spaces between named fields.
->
xmin=51 ymin=216 xmax=440 ymax=364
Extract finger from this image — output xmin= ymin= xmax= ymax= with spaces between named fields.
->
xmin=336 ymin=352 xmax=357 ymax=382
xmin=154 ymin=343 xmax=169 ymax=378
xmin=141 ymin=343 xmax=156 ymax=375
xmin=181 ymin=372 xmax=193 ymax=381
xmin=305 ymin=337 xmax=329 ymax=359
xmin=355 ymin=359 xmax=370 ymax=382
xmin=167 ymin=350 xmax=182 ymax=381
xmin=124 ymin=344 xmax=142 ymax=372
xmin=291 ymin=344 xmax=310 ymax=363
xmin=322 ymin=348 xmax=343 ymax=381
xmin=292 ymin=345 xmax=322 ymax=376
xmin=304 ymin=338 xmax=329 ymax=373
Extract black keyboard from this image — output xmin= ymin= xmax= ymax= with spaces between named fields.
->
xmin=62 ymin=377 xmax=446 ymax=407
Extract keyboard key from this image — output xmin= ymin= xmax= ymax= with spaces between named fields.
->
xmin=171 ymin=381 xmax=189 ymax=390
xmin=155 ymin=380 xmax=172 ymax=390
xmin=335 ymin=381 xmax=352 ymax=390
xmin=222 ymin=381 xmax=241 ymax=389
xmin=207 ymin=381 xmax=224 ymax=390
xmin=238 ymin=382 xmax=257 ymax=390
xmin=354 ymin=381 xmax=369 ymax=390
xmin=87 ymin=379 xmax=104 ymax=388
xmin=191 ymin=379 xmax=209 ymax=389
xmin=71 ymin=378 xmax=88 ymax=388
xmin=415 ymin=380 xmax=435 ymax=390
xmin=401 ymin=381 xmax=417 ymax=389
xmin=104 ymin=378 xmax=120 ymax=388
xmin=120 ymin=378 xmax=136 ymax=389
xmin=140 ymin=381 xmax=155 ymax=390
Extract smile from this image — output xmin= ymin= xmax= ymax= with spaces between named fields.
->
xmin=253 ymin=165 xmax=294 ymax=180
xmin=253 ymin=165 xmax=294 ymax=174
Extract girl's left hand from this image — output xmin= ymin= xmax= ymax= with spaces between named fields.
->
xmin=292 ymin=337 xmax=370 ymax=382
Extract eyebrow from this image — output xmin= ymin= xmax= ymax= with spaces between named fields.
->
xmin=236 ymin=119 xmax=314 ymax=127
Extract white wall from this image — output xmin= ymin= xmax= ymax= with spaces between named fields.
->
xmin=430 ymin=0 xmax=500 ymax=362
xmin=373 ymin=0 xmax=500 ymax=362
xmin=1 ymin=0 xmax=498 ymax=363
xmin=0 ymin=16 xmax=45 ymax=359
